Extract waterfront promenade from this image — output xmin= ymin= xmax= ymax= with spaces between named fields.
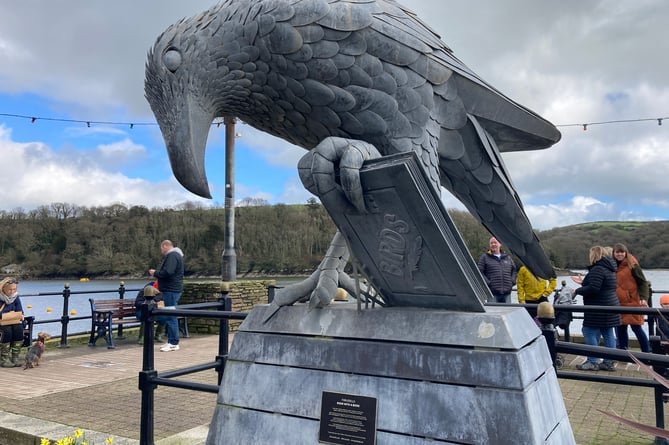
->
xmin=0 ymin=333 xmax=665 ymax=445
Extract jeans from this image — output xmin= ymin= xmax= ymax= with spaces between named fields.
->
xmin=617 ymin=324 xmax=650 ymax=352
xmin=160 ymin=291 xmax=181 ymax=345
xmin=493 ymin=293 xmax=511 ymax=303
xmin=582 ymin=325 xmax=616 ymax=364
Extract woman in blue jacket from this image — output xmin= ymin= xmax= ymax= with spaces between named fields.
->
xmin=0 ymin=277 xmax=25 ymax=367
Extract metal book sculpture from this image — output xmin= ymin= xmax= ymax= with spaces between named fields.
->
xmin=145 ymin=0 xmax=560 ymax=315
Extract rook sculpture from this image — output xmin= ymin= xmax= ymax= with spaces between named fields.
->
xmin=146 ymin=1 xmax=574 ymax=443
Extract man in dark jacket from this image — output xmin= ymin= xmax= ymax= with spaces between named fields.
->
xmin=477 ymin=237 xmax=517 ymax=303
xmin=149 ymin=239 xmax=184 ymax=352
xmin=573 ymin=246 xmax=620 ymax=371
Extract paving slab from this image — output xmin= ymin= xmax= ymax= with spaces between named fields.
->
xmin=0 ymin=333 xmax=666 ymax=445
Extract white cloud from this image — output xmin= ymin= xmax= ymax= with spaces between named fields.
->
xmin=277 ymin=176 xmax=316 ymax=205
xmin=0 ymin=125 xmax=209 ymax=210
xmin=239 ymin=126 xmax=305 ymax=169
xmin=94 ymin=139 xmax=147 ymax=169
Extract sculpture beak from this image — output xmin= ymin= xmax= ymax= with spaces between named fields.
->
xmin=163 ymin=98 xmax=214 ymax=199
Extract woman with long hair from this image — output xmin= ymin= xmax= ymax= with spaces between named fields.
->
xmin=572 ymin=246 xmax=620 ymax=371
xmin=613 ymin=243 xmax=650 ymax=352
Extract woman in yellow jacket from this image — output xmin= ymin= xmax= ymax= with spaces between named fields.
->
xmin=517 ymin=265 xmax=557 ymax=319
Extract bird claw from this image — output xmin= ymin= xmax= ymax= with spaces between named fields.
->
xmin=298 ymin=137 xmax=382 ymax=213
xmin=262 ymin=138 xmax=383 ymax=324
xmin=262 ymin=231 xmax=368 ymax=323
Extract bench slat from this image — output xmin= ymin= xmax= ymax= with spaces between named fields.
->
xmin=88 ymin=297 xmax=189 ymax=349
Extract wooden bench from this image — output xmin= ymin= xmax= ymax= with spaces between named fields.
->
xmin=88 ymin=298 xmax=189 ymax=349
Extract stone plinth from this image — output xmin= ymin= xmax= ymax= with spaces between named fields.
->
xmin=207 ymin=303 xmax=575 ymax=445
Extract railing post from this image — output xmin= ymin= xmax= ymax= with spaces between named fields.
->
xmin=117 ymin=281 xmax=126 ymax=339
xmin=216 ymin=288 xmax=232 ymax=386
xmin=268 ymin=285 xmax=277 ymax=303
xmin=537 ymin=301 xmax=558 ymax=368
xmin=648 ymin=290 xmax=656 ymax=338
xmin=563 ymin=324 xmax=571 ymax=343
xmin=139 ymin=300 xmax=157 ymax=445
xmin=59 ymin=282 xmax=71 ymax=348
xmin=650 ymin=335 xmax=668 ymax=445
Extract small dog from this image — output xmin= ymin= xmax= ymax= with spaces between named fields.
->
xmin=23 ymin=332 xmax=51 ymax=370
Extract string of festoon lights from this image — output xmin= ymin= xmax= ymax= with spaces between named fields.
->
xmin=556 ymin=116 xmax=667 ymax=131
xmin=0 ymin=112 xmax=666 ymax=131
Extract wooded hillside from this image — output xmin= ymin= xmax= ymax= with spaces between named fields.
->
xmin=0 ymin=201 xmax=667 ymax=278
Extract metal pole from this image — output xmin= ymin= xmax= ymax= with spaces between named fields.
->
xmin=59 ymin=283 xmax=70 ymax=348
xmin=117 ymin=281 xmax=126 ymax=339
xmin=650 ymin=335 xmax=668 ymax=444
xmin=216 ymin=290 xmax=232 ymax=386
xmin=222 ymin=116 xmax=237 ymax=281
xmin=139 ymin=301 xmax=157 ymax=445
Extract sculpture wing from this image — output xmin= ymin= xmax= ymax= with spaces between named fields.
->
xmin=363 ymin=0 xmax=561 ymax=152
xmin=332 ymin=0 xmax=557 ymax=277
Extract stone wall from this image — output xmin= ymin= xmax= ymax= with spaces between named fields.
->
xmin=180 ymin=280 xmax=276 ymax=334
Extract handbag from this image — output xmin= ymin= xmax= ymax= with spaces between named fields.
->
xmin=0 ymin=303 xmax=23 ymax=326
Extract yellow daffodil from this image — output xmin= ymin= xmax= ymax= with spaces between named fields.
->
xmin=46 ymin=428 xmax=110 ymax=445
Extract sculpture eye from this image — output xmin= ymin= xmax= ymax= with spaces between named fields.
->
xmin=163 ymin=49 xmax=182 ymax=72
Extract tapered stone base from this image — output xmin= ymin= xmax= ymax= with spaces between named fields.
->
xmin=207 ymin=303 xmax=575 ymax=445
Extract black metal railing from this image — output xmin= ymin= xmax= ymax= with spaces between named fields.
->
xmin=136 ymin=291 xmax=249 ymax=445
xmin=20 ymin=282 xmax=141 ymax=348
xmin=493 ymin=300 xmax=669 ymax=443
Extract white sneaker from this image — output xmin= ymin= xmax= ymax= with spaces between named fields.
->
xmin=160 ymin=343 xmax=180 ymax=352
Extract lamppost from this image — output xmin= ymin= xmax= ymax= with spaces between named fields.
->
xmin=222 ymin=116 xmax=237 ymax=281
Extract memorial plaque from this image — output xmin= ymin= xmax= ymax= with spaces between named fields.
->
xmin=321 ymin=151 xmax=489 ymax=311
xmin=319 ymin=391 xmax=377 ymax=445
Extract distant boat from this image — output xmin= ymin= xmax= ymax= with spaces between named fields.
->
xmin=79 ymin=277 xmax=90 ymax=282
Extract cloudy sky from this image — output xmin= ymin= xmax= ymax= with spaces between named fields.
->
xmin=0 ymin=1 xmax=667 ymax=230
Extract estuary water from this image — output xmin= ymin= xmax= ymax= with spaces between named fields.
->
xmin=11 ymin=272 xmax=669 ymax=338
xmin=16 ymin=279 xmax=156 ymax=337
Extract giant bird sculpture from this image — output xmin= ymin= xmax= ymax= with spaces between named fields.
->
xmin=145 ymin=0 xmax=560 ymax=311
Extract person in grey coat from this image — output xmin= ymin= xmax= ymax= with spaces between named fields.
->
xmin=149 ymin=240 xmax=184 ymax=352
xmin=572 ymin=246 xmax=620 ymax=371
xmin=478 ymin=237 xmax=517 ymax=303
